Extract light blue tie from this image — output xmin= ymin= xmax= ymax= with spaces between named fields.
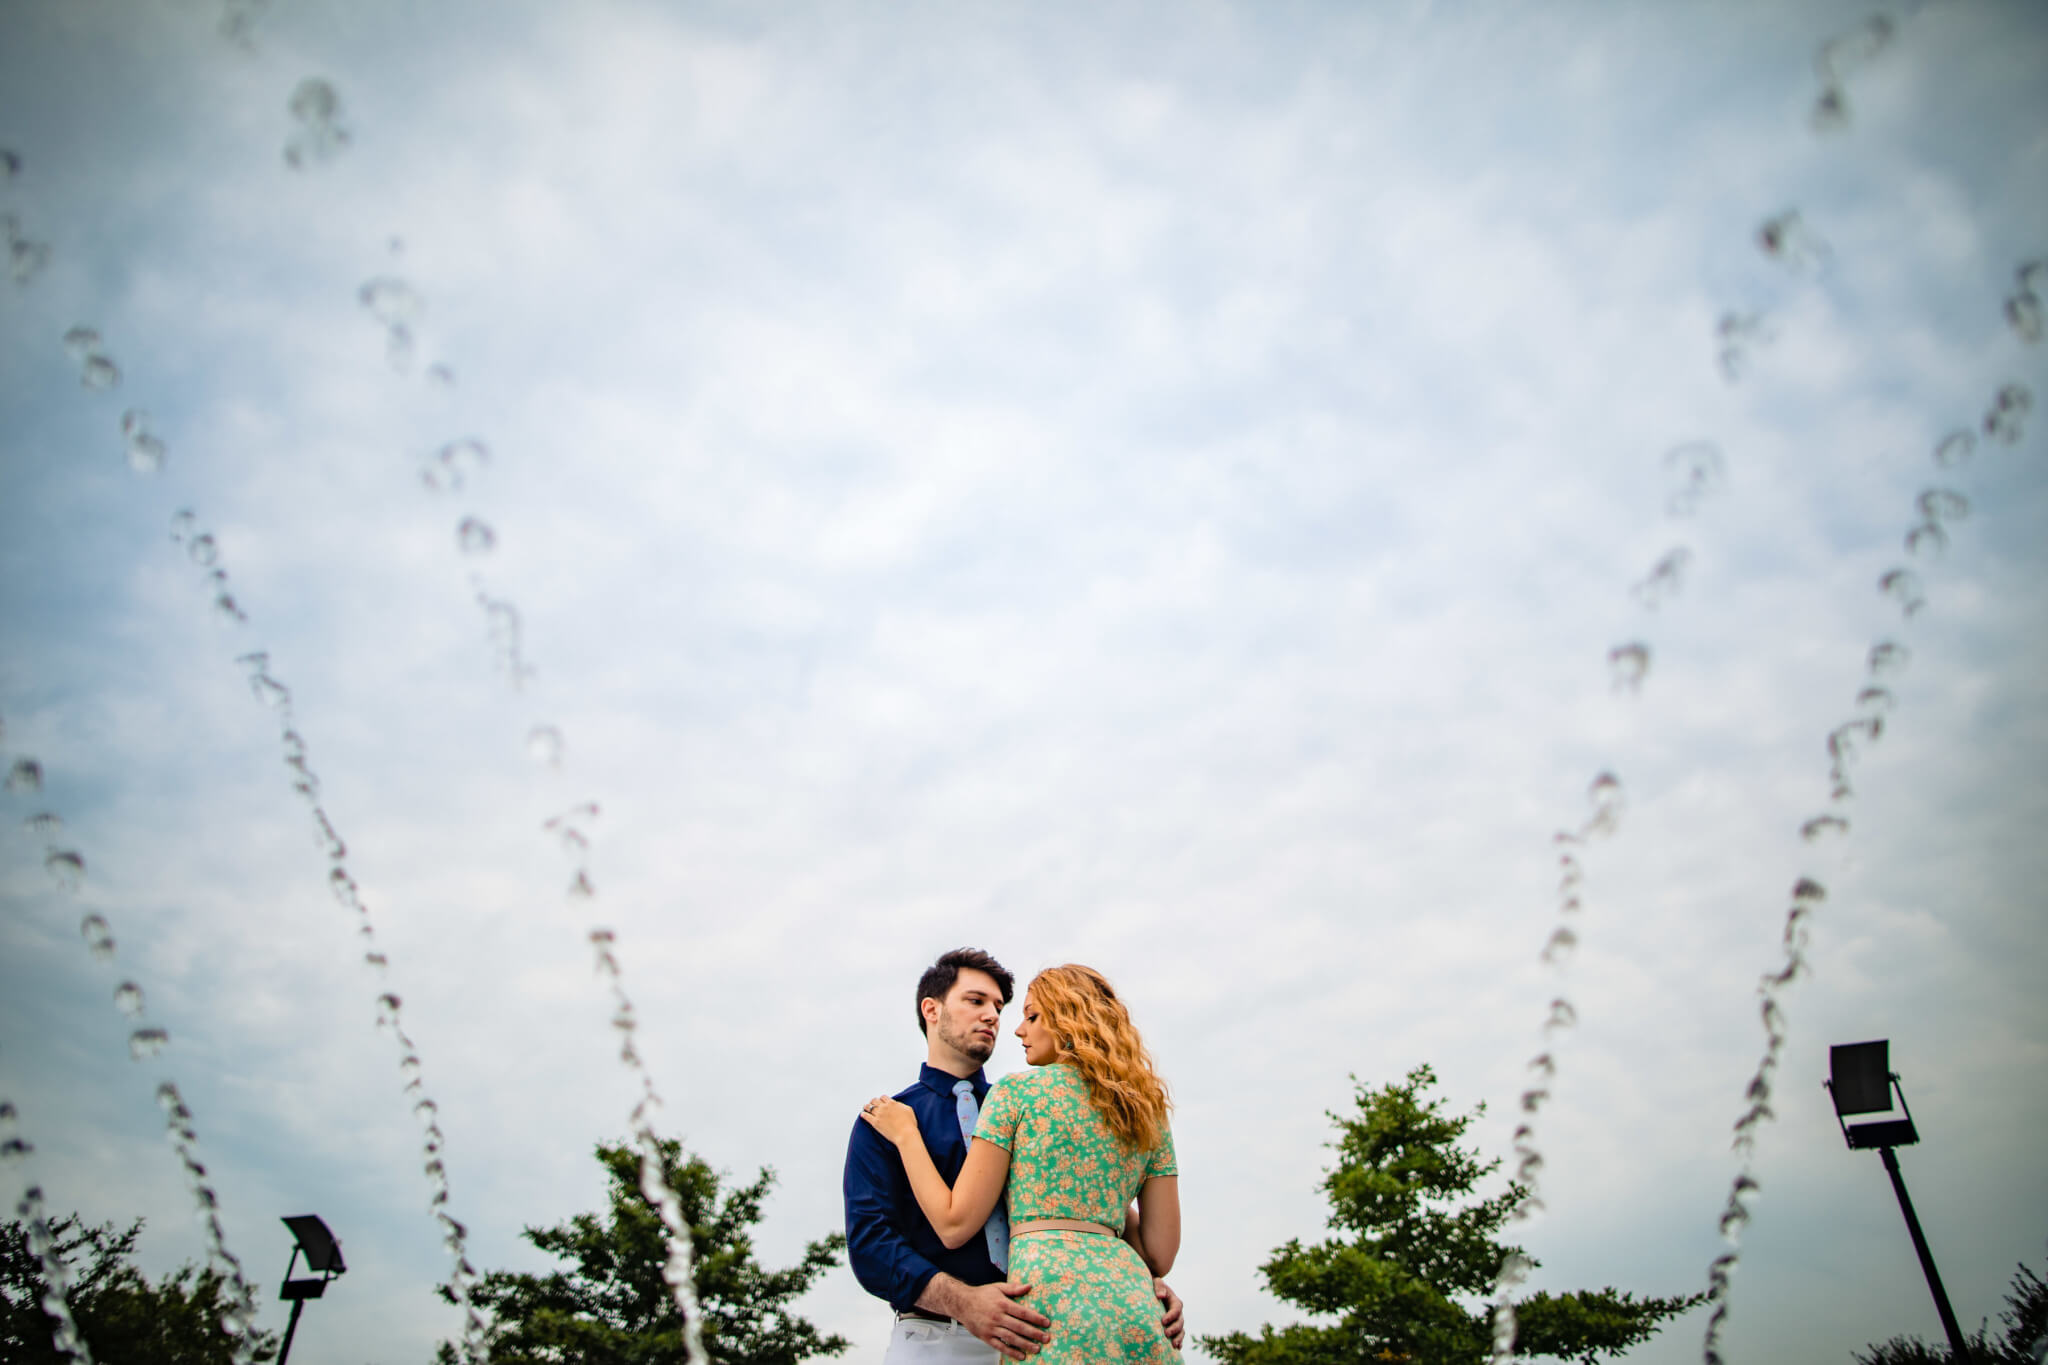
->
xmin=953 ymin=1079 xmax=1008 ymax=1270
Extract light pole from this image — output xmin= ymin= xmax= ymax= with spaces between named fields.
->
xmin=276 ymin=1214 xmax=346 ymax=1365
xmin=1825 ymin=1039 xmax=1966 ymax=1357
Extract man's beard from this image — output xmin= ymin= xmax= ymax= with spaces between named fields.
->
xmin=938 ymin=1014 xmax=994 ymax=1063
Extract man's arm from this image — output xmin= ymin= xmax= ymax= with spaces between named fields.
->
xmin=843 ymin=1120 xmax=942 ymax=1310
xmin=917 ymin=1272 xmax=1050 ymax=1362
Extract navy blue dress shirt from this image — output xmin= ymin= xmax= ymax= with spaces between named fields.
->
xmin=844 ymin=1063 xmax=1003 ymax=1311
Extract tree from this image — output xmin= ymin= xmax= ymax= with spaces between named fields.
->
xmin=1 ymin=1212 xmax=279 ymax=1364
xmin=1852 ymin=1262 xmax=2048 ymax=1365
xmin=442 ymin=1137 xmax=849 ymax=1365
xmin=1201 ymin=1065 xmax=1701 ymax=1365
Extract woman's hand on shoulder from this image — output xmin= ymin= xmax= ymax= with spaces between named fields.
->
xmin=860 ymin=1095 xmax=918 ymax=1145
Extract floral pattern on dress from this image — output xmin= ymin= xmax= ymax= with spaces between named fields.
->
xmin=975 ymin=1064 xmax=1180 ymax=1363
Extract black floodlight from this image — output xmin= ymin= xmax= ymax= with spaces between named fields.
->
xmin=1827 ymin=1040 xmax=1920 ymax=1150
xmin=277 ymin=1214 xmax=346 ymax=1365
xmin=1823 ymin=1040 xmax=1963 ymax=1356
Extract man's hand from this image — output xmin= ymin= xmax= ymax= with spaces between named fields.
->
xmin=951 ymin=1281 xmax=1049 ymax=1361
xmin=1154 ymin=1278 xmax=1184 ymax=1350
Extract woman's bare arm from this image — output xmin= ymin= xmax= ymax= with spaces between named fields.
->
xmin=861 ymin=1098 xmax=1011 ymax=1247
xmin=1135 ymin=1175 xmax=1179 ymax=1276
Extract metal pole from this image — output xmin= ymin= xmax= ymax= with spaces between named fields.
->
xmin=1878 ymin=1145 xmax=1968 ymax=1355
xmin=276 ymin=1295 xmax=308 ymax=1365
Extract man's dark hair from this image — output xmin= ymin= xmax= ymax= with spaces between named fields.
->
xmin=916 ymin=948 xmax=1014 ymax=1035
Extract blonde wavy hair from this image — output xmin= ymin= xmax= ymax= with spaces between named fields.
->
xmin=1028 ymin=964 xmax=1171 ymax=1153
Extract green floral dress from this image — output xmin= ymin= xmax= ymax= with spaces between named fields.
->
xmin=974 ymin=1063 xmax=1180 ymax=1363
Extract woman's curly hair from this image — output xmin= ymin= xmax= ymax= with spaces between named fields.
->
xmin=1028 ymin=964 xmax=1171 ymax=1153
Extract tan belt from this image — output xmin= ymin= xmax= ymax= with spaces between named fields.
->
xmin=1010 ymin=1218 xmax=1118 ymax=1237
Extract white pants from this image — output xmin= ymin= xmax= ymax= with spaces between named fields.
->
xmin=881 ymin=1315 xmax=1001 ymax=1364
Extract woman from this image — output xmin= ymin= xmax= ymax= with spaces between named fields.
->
xmin=861 ymin=963 xmax=1181 ymax=1363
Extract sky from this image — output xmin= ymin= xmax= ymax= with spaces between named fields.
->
xmin=0 ymin=1 xmax=2045 ymax=1362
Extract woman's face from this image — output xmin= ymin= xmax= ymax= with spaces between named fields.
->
xmin=1014 ymin=993 xmax=1059 ymax=1066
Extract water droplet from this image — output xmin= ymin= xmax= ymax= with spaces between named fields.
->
xmin=2009 ymin=291 xmax=2043 ymax=344
xmin=1540 ymin=927 xmax=1577 ymax=965
xmin=1791 ymin=877 xmax=1827 ymax=904
xmin=1582 ymin=771 xmax=1624 ymax=839
xmin=289 ymin=78 xmax=339 ymax=124
xmin=6 ymin=758 xmax=43 ymax=793
xmin=127 ymin=434 xmax=165 ymax=474
xmin=0 ymin=1138 xmax=30 ymax=1162
xmin=1607 ymin=642 xmax=1650 ymax=693
xmin=423 ymin=438 xmax=490 ymax=492
xmin=1816 ymin=16 xmax=1894 ymax=82
xmin=170 ymin=509 xmax=197 ymax=542
xmin=1931 ymin=430 xmax=1975 ymax=469
xmin=329 ymin=867 xmax=360 ymax=909
xmin=311 ymin=808 xmax=345 ymax=860
xmin=1800 ymin=814 xmax=1850 ymax=842
xmin=376 ymin=993 xmax=403 ymax=1027
xmin=81 ymin=355 xmax=120 ymax=390
xmin=114 ymin=982 xmax=145 ymax=1018
xmin=8 ymin=236 xmax=50 ymax=286
xmin=1828 ymin=718 xmax=1881 ymax=765
xmin=1756 ymin=210 xmax=1829 ymax=270
xmin=1904 ymin=522 xmax=1947 ymax=558
xmin=187 ymin=534 xmax=219 ymax=567
xmin=1716 ymin=312 xmax=1775 ymax=382
xmin=1544 ymin=997 xmax=1577 ymax=1032
xmin=62 ymin=326 xmax=101 ymax=362
xmin=568 ymin=870 xmax=595 ymax=899
xmin=1916 ymin=488 xmax=1970 ymax=523
xmin=1631 ymin=546 xmax=1693 ymax=605
xmin=0 ymin=149 xmax=18 ymax=179
xmin=1983 ymin=383 xmax=2034 ymax=445
xmin=358 ymin=276 xmax=421 ymax=327
xmin=24 ymin=812 xmax=62 ymax=837
xmin=426 ymin=363 xmax=456 ymax=388
xmin=250 ymin=674 xmax=291 ymax=712
xmin=1878 ymin=568 xmax=1925 ymax=617
xmin=526 ymin=725 xmax=564 ymax=767
xmin=128 ymin=1027 xmax=170 ymax=1061
xmin=1664 ymin=444 xmax=1726 ymax=517
xmin=1868 ymin=641 xmax=1911 ymax=676
xmin=284 ymin=79 xmax=350 ymax=168
xmin=386 ymin=324 xmax=415 ymax=373
xmin=1856 ymin=686 xmax=1893 ymax=714
xmin=213 ymin=593 xmax=248 ymax=625
xmin=79 ymin=914 xmax=114 ymax=960
xmin=44 ymin=850 xmax=84 ymax=892
xmin=457 ymin=518 xmax=496 ymax=555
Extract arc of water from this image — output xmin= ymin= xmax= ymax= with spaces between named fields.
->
xmin=5 ymin=737 xmax=267 ymax=1357
xmin=1489 ymin=438 xmax=1725 ymax=1361
xmin=6 ymin=1167 xmax=99 ymax=1364
xmin=1698 ymin=384 xmax=2029 ymax=1363
xmin=350 ymin=274 xmax=711 ymax=1361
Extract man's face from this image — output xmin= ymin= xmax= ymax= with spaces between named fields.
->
xmin=926 ymin=968 xmax=1005 ymax=1066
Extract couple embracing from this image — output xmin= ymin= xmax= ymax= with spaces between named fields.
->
xmin=844 ymin=949 xmax=1185 ymax=1362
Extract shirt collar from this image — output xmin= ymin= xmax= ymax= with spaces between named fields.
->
xmin=919 ymin=1062 xmax=987 ymax=1099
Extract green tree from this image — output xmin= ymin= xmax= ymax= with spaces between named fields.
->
xmin=1852 ymin=1262 xmax=2048 ymax=1365
xmin=1202 ymin=1065 xmax=1701 ymax=1365
xmin=443 ymin=1137 xmax=849 ymax=1365
xmin=2 ymin=1213 xmax=278 ymax=1364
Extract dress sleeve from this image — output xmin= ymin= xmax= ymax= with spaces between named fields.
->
xmin=1144 ymin=1123 xmax=1178 ymax=1179
xmin=972 ymin=1075 xmax=1024 ymax=1151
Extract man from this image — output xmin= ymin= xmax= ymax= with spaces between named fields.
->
xmin=844 ymin=947 xmax=1185 ymax=1362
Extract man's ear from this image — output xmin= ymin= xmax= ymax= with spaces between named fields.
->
xmin=920 ymin=995 xmax=941 ymax=1030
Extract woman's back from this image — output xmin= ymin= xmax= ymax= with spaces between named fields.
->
xmin=975 ymin=1062 xmax=1181 ymax=1363
xmin=980 ymin=1063 xmax=1176 ymax=1226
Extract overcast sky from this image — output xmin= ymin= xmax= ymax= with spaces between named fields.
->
xmin=1 ymin=1 xmax=2044 ymax=1362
